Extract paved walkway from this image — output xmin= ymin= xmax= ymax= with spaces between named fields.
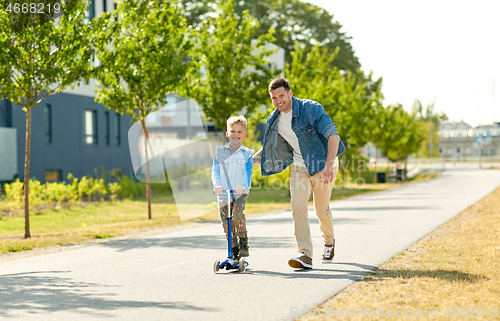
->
xmin=1 ymin=169 xmax=499 ymax=320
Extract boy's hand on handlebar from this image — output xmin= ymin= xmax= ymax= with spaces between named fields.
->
xmin=235 ymin=185 xmax=245 ymax=194
xmin=214 ymin=186 xmax=223 ymax=194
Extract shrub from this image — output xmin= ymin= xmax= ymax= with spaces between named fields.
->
xmin=4 ymin=179 xmax=24 ymax=210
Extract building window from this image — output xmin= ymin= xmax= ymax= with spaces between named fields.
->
xmin=103 ymin=0 xmax=107 ymax=12
xmin=115 ymin=113 xmax=121 ymax=146
xmin=104 ymin=111 xmax=110 ymax=145
xmin=86 ymin=0 xmax=95 ymax=20
xmin=44 ymin=104 xmax=52 ymax=143
xmin=85 ymin=110 xmax=97 ymax=145
xmin=46 ymin=170 xmax=62 ymax=181
xmin=457 ymin=147 xmax=460 ymax=153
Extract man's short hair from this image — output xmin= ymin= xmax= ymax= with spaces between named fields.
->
xmin=268 ymin=78 xmax=291 ymax=92
xmin=227 ymin=115 xmax=247 ymax=130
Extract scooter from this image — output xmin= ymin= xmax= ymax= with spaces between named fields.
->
xmin=213 ymin=189 xmax=249 ymax=273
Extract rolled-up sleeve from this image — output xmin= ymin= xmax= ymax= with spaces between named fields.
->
xmin=242 ymin=150 xmax=253 ymax=192
xmin=212 ymin=154 xmax=221 ymax=188
xmin=313 ymin=104 xmax=339 ymax=139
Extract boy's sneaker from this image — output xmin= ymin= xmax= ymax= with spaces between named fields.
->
xmin=232 ymin=247 xmax=239 ymax=259
xmin=288 ymin=252 xmax=312 ymax=269
xmin=321 ymin=241 xmax=335 ymax=263
xmin=238 ymin=238 xmax=249 ymax=257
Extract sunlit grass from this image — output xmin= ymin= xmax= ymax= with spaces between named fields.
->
xmin=299 ymin=185 xmax=500 ymax=321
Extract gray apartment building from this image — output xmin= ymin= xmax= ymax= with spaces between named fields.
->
xmin=0 ymin=92 xmax=133 ymax=183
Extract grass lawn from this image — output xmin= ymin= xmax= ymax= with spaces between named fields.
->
xmin=298 ymin=185 xmax=500 ymax=321
xmin=0 ymin=175 xmax=431 ymax=254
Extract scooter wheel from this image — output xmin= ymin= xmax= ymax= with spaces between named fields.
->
xmin=238 ymin=258 xmax=246 ymax=273
xmin=213 ymin=260 xmax=220 ymax=273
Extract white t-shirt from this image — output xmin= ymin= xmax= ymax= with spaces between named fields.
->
xmin=278 ymin=110 xmax=306 ymax=168
xmin=278 ymin=110 xmax=339 ymax=169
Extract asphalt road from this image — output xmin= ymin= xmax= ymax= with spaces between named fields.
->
xmin=1 ymin=169 xmax=499 ymax=321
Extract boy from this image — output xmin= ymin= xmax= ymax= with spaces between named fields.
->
xmin=212 ymin=116 xmax=253 ymax=259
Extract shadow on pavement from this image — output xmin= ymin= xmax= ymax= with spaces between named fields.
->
xmin=102 ymin=235 xmax=297 ymax=252
xmin=245 ymin=262 xmax=379 ymax=281
xmin=246 ymin=216 xmax=372 ymax=225
xmin=331 ymin=206 xmax=434 ymax=211
xmin=0 ymin=271 xmax=216 ymax=318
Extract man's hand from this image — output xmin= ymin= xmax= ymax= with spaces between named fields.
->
xmin=319 ymin=166 xmax=336 ymax=184
xmin=235 ymin=185 xmax=245 ymax=195
xmin=214 ymin=185 xmax=223 ymax=195
xmin=320 ymin=134 xmax=339 ymax=183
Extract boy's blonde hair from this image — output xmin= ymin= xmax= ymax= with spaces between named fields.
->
xmin=227 ymin=115 xmax=247 ymax=131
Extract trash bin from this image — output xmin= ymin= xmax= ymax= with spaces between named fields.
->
xmin=377 ymin=172 xmax=386 ymax=183
xmin=396 ymin=169 xmax=403 ymax=181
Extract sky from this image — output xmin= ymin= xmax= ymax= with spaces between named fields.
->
xmin=305 ymin=0 xmax=500 ymax=128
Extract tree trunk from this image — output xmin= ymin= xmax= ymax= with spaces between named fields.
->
xmin=404 ymin=157 xmax=408 ymax=182
xmin=340 ymin=153 xmax=345 ymax=188
xmin=141 ymin=120 xmax=152 ymax=220
xmin=387 ymin=157 xmax=390 ymax=183
xmin=24 ymin=105 xmax=32 ymax=238
xmin=357 ymin=146 xmax=362 ymax=180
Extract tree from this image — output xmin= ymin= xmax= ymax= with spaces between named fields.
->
xmin=389 ymin=106 xmax=425 ymax=180
xmin=179 ymin=0 xmax=360 ymax=72
xmin=375 ymin=104 xmax=424 ymax=181
xmin=192 ymin=0 xmax=278 ymax=134
xmin=234 ymin=0 xmax=360 ymax=72
xmin=285 ymin=44 xmax=384 ymax=182
xmin=372 ymin=105 xmax=402 ymax=175
xmin=338 ymin=72 xmax=383 ymax=180
xmin=95 ymin=0 xmax=194 ymax=219
xmin=412 ymin=99 xmax=444 ymax=157
xmin=0 ymin=0 xmax=113 ymax=238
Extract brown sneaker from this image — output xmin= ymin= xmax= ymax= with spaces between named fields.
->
xmin=288 ymin=253 xmax=312 ymax=269
xmin=238 ymin=238 xmax=249 ymax=257
xmin=321 ymin=241 xmax=335 ymax=263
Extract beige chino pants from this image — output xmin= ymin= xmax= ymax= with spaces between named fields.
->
xmin=289 ymin=165 xmax=338 ymax=258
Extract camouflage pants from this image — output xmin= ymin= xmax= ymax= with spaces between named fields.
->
xmin=218 ymin=194 xmax=248 ymax=248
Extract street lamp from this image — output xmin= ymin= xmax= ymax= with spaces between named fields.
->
xmin=466 ymin=82 xmax=495 ymax=126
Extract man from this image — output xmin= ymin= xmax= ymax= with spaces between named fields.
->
xmin=253 ymin=78 xmax=346 ymax=269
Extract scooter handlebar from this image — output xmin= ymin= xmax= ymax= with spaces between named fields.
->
xmin=213 ymin=189 xmax=236 ymax=194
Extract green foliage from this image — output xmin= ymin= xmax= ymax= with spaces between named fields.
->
xmin=28 ymin=180 xmax=44 ymax=211
xmin=251 ymin=165 xmax=290 ymax=189
xmin=78 ymin=176 xmax=91 ymax=202
xmin=107 ymin=182 xmax=121 ymax=202
xmin=191 ymin=0 xmax=279 ymax=131
xmin=117 ymin=176 xmax=146 ymax=200
xmin=3 ymin=179 xmax=24 ymax=210
xmin=180 ymin=0 xmax=360 ymax=72
xmin=374 ymin=104 xmax=424 ymax=162
xmin=94 ymin=0 xmax=195 ymax=219
xmin=66 ymin=174 xmax=79 ymax=205
xmin=0 ymin=172 xmax=172 ymax=212
xmin=412 ymin=99 xmax=442 ymax=157
xmin=95 ymin=0 xmax=193 ymax=121
xmin=0 ymin=0 xmax=115 ymax=236
xmin=285 ymin=44 xmax=383 ymax=157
